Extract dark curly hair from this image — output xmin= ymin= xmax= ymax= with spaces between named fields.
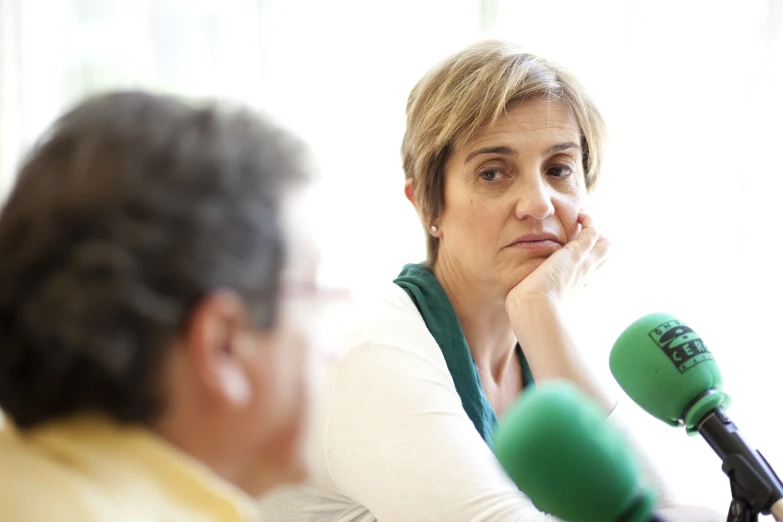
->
xmin=0 ymin=91 xmax=307 ymax=429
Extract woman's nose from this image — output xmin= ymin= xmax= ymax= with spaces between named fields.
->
xmin=513 ymin=176 xmax=555 ymax=220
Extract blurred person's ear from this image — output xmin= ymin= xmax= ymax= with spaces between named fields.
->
xmin=185 ymin=291 xmax=260 ymax=408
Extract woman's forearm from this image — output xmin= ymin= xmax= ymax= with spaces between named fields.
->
xmin=507 ymin=295 xmax=688 ymax=507
xmin=507 ymin=295 xmax=616 ymax=414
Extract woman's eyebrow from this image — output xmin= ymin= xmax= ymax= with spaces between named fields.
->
xmin=464 ymin=146 xmax=517 ymax=164
xmin=546 ymin=142 xmax=581 ymax=154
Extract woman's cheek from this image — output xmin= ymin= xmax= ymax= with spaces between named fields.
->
xmin=558 ymin=200 xmax=583 ymax=242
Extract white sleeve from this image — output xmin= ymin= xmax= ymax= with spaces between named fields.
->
xmin=322 ymin=341 xmax=558 ymax=522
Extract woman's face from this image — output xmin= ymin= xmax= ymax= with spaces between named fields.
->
xmin=435 ymin=97 xmax=586 ymax=298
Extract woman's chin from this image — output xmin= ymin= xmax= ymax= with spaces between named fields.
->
xmin=505 ymin=258 xmax=547 ymax=286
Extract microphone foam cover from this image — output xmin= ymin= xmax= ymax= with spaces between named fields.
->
xmin=494 ymin=381 xmax=652 ymax=522
xmin=610 ymin=312 xmax=728 ymax=430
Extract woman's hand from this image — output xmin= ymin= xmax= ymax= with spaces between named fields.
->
xmin=505 ymin=212 xmax=610 ymax=312
xmin=504 ymin=211 xmax=615 ymax=413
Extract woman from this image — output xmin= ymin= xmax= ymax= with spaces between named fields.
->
xmin=261 ymin=41 xmax=717 ymax=522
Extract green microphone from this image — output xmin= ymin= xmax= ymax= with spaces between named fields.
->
xmin=610 ymin=313 xmax=783 ymax=521
xmin=610 ymin=313 xmax=729 ymax=432
xmin=493 ymin=381 xmax=662 ymax=522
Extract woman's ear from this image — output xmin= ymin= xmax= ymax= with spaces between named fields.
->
xmin=404 ymin=178 xmax=430 ymax=226
xmin=404 ymin=177 xmax=417 ymax=208
xmin=404 ymin=178 xmax=442 ymax=236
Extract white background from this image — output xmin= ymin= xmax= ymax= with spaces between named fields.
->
xmin=2 ymin=0 xmax=783 ymax=514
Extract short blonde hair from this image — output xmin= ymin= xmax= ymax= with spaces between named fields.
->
xmin=402 ymin=40 xmax=607 ymax=264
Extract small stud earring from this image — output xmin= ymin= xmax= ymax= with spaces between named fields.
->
xmin=430 ymin=224 xmax=438 ymax=233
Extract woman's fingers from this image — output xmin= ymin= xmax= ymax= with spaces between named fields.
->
xmin=569 ymin=212 xmax=603 ymax=262
xmin=572 ymin=213 xmax=610 ymax=288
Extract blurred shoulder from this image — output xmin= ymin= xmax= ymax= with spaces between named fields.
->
xmin=0 ymin=424 xmax=102 ymax=521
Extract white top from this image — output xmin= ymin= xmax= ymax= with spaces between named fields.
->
xmin=260 ymin=283 xmax=652 ymax=522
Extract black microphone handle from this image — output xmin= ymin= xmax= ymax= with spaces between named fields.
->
xmin=698 ymin=407 xmax=783 ymax=516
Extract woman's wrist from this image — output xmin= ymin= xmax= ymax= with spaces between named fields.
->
xmin=505 ymin=293 xmax=565 ymax=346
xmin=505 ymin=291 xmax=561 ymax=318
xmin=507 ymin=293 xmax=616 ymax=413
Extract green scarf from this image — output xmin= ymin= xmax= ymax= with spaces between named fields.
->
xmin=394 ymin=263 xmax=534 ymax=445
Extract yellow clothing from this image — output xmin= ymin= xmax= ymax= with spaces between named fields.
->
xmin=0 ymin=414 xmax=260 ymax=522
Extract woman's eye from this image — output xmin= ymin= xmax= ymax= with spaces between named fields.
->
xmin=548 ymin=165 xmax=574 ymax=178
xmin=479 ymin=169 xmax=504 ymax=182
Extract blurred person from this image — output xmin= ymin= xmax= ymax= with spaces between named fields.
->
xmin=0 ymin=90 xmax=317 ymax=521
xmin=260 ymin=41 xmax=721 ymax=521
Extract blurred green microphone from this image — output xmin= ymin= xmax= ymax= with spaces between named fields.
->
xmin=610 ymin=313 xmax=783 ymax=520
xmin=493 ymin=381 xmax=662 ymax=522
